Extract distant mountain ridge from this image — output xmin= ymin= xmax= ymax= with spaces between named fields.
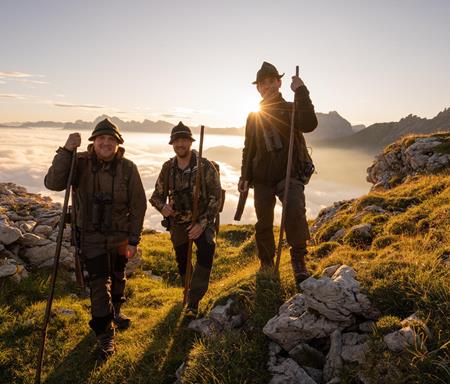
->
xmin=319 ymin=108 xmax=450 ymax=152
xmin=306 ymin=111 xmax=354 ymax=142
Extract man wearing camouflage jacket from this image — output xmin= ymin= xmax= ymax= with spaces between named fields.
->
xmin=239 ymin=62 xmax=318 ymax=286
xmin=44 ymin=118 xmax=147 ymax=359
xmin=150 ymin=121 xmax=222 ymax=318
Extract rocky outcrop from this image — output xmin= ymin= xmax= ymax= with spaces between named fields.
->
xmin=0 ymin=183 xmax=74 ymax=281
xmin=188 ymin=298 xmax=244 ymax=337
xmin=367 ymin=133 xmax=450 ymax=189
xmin=264 ymin=265 xmax=380 ymax=384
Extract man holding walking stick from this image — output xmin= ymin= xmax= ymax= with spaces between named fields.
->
xmin=150 ymin=122 xmax=222 ymax=318
xmin=238 ymin=62 xmax=318 ymax=287
xmin=44 ymin=118 xmax=147 ymax=359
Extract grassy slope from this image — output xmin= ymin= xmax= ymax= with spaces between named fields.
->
xmin=1 ymin=173 xmax=449 ymax=384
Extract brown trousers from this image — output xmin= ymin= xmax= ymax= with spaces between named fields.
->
xmin=81 ymin=233 xmax=128 ymax=329
xmin=254 ymin=178 xmax=310 ymax=265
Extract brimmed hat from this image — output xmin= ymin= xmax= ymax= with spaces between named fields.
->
xmin=252 ymin=61 xmax=284 ymax=84
xmin=88 ymin=118 xmax=124 ymax=144
xmin=169 ymin=121 xmax=195 ymax=144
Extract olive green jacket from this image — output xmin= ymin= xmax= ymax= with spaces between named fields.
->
xmin=44 ymin=145 xmax=147 ymax=246
xmin=241 ymin=86 xmax=318 ymax=185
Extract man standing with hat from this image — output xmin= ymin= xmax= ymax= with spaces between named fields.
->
xmin=239 ymin=62 xmax=318 ymax=287
xmin=150 ymin=121 xmax=222 ymax=318
xmin=44 ymin=118 xmax=147 ymax=359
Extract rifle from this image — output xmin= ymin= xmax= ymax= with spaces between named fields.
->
xmin=234 ymin=189 xmax=248 ymax=221
xmin=274 ymin=66 xmax=299 ymax=272
xmin=234 ymin=111 xmax=257 ymax=221
xmin=70 ymin=185 xmax=85 ymax=290
xmin=183 ymin=125 xmax=205 ymax=306
xmin=35 ymin=149 xmax=77 ymax=384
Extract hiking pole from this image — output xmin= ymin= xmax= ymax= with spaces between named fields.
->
xmin=274 ymin=66 xmax=299 ymax=272
xmin=183 ymin=125 xmax=205 ymax=306
xmin=35 ymin=149 xmax=77 ymax=384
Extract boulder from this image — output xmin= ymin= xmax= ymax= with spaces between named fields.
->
xmin=187 ymin=318 xmax=221 ymax=337
xmin=323 ymin=330 xmax=343 ymax=383
xmin=383 ymin=326 xmax=421 ymax=353
xmin=0 ymin=258 xmax=29 ymax=282
xmin=268 ymin=357 xmax=317 ymax=384
xmin=341 ymin=332 xmax=369 ymax=364
xmin=300 ymin=265 xmax=379 ymax=323
xmin=22 ymin=243 xmax=70 ymax=267
xmin=0 ymin=222 xmax=22 ymax=245
xmin=209 ymin=298 xmax=234 ymax=327
xmin=19 ymin=233 xmax=52 ymax=247
xmin=33 ymin=224 xmax=53 ymax=237
xmin=288 ymin=342 xmax=326 ymax=369
xmin=263 ymin=294 xmax=348 ymax=351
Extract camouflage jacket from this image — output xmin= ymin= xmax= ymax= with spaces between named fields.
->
xmin=241 ymin=86 xmax=318 ymax=185
xmin=150 ymin=151 xmax=222 ymax=230
xmin=44 ymin=145 xmax=147 ymax=246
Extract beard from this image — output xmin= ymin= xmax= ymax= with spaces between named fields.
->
xmin=174 ymin=146 xmax=190 ymax=158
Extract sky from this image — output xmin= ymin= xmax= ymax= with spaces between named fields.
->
xmin=1 ymin=0 xmax=449 ymax=127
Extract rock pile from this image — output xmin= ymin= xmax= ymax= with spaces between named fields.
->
xmin=263 ymin=265 xmax=378 ymax=384
xmin=367 ymin=134 xmax=450 ymax=190
xmin=263 ymin=265 xmax=429 ymax=384
xmin=0 ymin=183 xmax=75 ymax=281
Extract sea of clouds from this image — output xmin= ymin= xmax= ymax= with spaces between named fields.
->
xmin=0 ymin=127 xmax=373 ymax=230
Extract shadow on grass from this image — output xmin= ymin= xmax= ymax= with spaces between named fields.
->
xmin=44 ymin=332 xmax=99 ymax=384
xmin=128 ymin=302 xmax=197 ymax=384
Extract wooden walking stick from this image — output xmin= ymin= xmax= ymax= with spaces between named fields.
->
xmin=274 ymin=66 xmax=299 ymax=272
xmin=183 ymin=125 xmax=205 ymax=306
xmin=35 ymin=149 xmax=77 ymax=384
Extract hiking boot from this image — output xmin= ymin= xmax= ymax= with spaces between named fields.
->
xmin=184 ymin=302 xmax=199 ymax=320
xmin=97 ymin=326 xmax=115 ymax=360
xmin=291 ymin=250 xmax=310 ymax=288
xmin=113 ymin=302 xmax=131 ymax=330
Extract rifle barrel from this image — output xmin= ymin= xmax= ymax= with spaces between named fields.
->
xmin=183 ymin=125 xmax=205 ymax=305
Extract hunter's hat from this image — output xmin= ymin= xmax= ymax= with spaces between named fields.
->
xmin=252 ymin=61 xmax=284 ymax=84
xmin=169 ymin=121 xmax=195 ymax=144
xmin=88 ymin=118 xmax=124 ymax=144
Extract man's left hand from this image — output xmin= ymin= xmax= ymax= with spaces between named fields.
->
xmin=127 ymin=245 xmax=137 ymax=259
xmin=187 ymin=223 xmax=204 ymax=240
xmin=291 ymin=75 xmax=305 ymax=92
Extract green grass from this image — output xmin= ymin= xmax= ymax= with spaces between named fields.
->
xmin=1 ymin=173 xmax=449 ymax=383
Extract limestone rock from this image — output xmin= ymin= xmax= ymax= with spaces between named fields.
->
xmin=289 ymin=342 xmax=326 ymax=369
xmin=341 ymin=332 xmax=369 ymax=363
xmin=268 ymin=357 xmax=317 ymax=384
xmin=0 ymin=258 xmax=29 ymax=281
xmin=329 ymin=228 xmax=345 ymax=242
xmin=22 ymin=243 xmax=70 ymax=267
xmin=263 ymin=294 xmax=347 ymax=351
xmin=33 ymin=224 xmax=53 ymax=237
xmin=300 ymin=265 xmax=379 ymax=323
xmin=209 ymin=298 xmax=233 ymax=327
xmin=321 ymin=265 xmax=341 ymax=278
xmin=0 ymin=222 xmax=22 ymax=245
xmin=323 ymin=330 xmax=343 ymax=383
xmin=367 ymin=134 xmax=450 ymax=189
xmin=187 ymin=318 xmax=221 ymax=337
xmin=383 ymin=326 xmax=420 ymax=353
xmin=19 ymin=220 xmax=36 ymax=233
xmin=19 ymin=233 xmax=52 ymax=247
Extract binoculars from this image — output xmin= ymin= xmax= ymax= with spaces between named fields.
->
xmin=92 ymin=191 xmax=113 ymax=232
